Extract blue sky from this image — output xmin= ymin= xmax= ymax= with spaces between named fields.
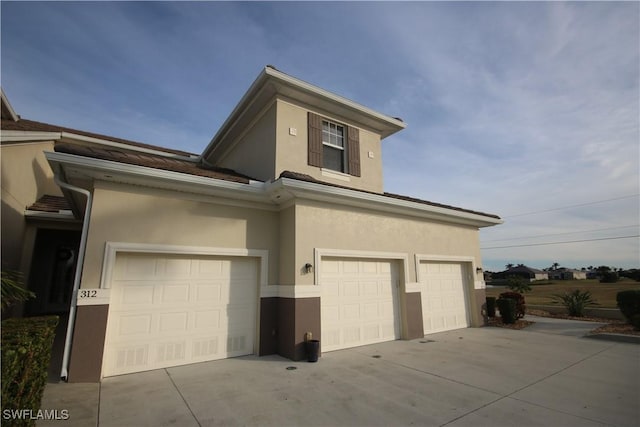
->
xmin=2 ymin=1 xmax=638 ymax=271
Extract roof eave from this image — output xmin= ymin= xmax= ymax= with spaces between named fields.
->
xmin=45 ymin=151 xmax=502 ymax=228
xmin=270 ymin=177 xmax=503 ymax=228
xmin=45 ymin=151 xmax=274 ymax=208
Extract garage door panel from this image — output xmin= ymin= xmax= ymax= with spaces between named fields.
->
xmin=344 ymin=327 xmax=360 ymax=344
xmin=120 ymin=285 xmax=154 ymax=305
xmin=194 ymin=282 xmax=223 ymax=302
xmin=420 ymin=261 xmax=470 ymax=334
xmin=192 ymin=337 xmax=220 ymax=359
xmin=156 ymin=341 xmax=186 ymax=364
xmin=114 ymin=256 xmax=157 ymax=279
xmin=117 ymin=314 xmax=153 ymax=336
xmin=362 ymin=302 xmax=379 ymax=318
xmin=361 ymin=281 xmax=378 ymax=296
xmin=321 ymin=258 xmax=400 ymax=352
xmin=104 ymin=253 xmax=258 ymax=377
xmin=164 ymin=259 xmax=192 ymax=277
xmin=161 ymin=284 xmax=190 ymax=303
xmin=194 ymin=310 xmax=221 ymax=329
xmin=158 ymin=312 xmax=188 ymax=333
xmin=343 ymin=303 xmax=361 ymax=320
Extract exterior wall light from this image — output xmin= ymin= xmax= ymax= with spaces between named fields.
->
xmin=304 ymin=263 xmax=313 ymax=274
xmin=476 ymin=267 xmax=483 ymax=274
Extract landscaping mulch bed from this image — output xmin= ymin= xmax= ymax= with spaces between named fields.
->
xmin=487 ymin=316 xmax=534 ymax=330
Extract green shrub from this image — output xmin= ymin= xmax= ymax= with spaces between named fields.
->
xmin=551 ymin=289 xmax=599 ymax=317
xmin=486 ymin=297 xmax=496 ymax=318
xmin=616 ymin=290 xmax=640 ymax=330
xmin=496 ymin=298 xmax=516 ymax=324
xmin=1 ymin=316 xmax=58 ymax=426
xmin=599 ymin=271 xmax=619 ymax=283
xmin=499 ymin=291 xmax=526 ymax=318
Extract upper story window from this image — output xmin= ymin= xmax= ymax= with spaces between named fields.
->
xmin=322 ymin=120 xmax=345 ymax=172
xmin=308 ymin=112 xmax=361 ymax=177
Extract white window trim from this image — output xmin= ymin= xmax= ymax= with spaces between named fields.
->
xmin=321 ymin=119 xmax=348 ymax=174
xmin=99 ymin=242 xmax=270 ymax=294
xmin=321 ymin=120 xmax=345 ymax=149
xmin=321 ymin=168 xmax=351 ymax=182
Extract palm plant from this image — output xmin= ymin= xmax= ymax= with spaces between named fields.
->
xmin=550 ymin=289 xmax=598 ymax=317
xmin=1 ymin=270 xmax=35 ymax=312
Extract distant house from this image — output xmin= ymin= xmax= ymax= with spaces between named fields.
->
xmin=548 ymin=268 xmax=587 ymax=280
xmin=493 ymin=265 xmax=548 ymax=282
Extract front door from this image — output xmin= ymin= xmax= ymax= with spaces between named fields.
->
xmin=26 ymin=229 xmax=81 ymax=316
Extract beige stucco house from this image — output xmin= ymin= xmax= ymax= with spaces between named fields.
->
xmin=1 ymin=66 xmax=502 ymax=382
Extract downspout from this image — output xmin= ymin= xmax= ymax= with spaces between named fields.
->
xmin=54 ymin=174 xmax=93 ymax=381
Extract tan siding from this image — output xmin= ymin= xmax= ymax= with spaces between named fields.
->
xmin=275 ymin=99 xmax=384 ymax=193
xmin=211 ymin=103 xmax=277 ymax=182
xmin=0 ymin=141 xmax=62 ymax=269
xmin=81 ymin=182 xmax=281 ymax=289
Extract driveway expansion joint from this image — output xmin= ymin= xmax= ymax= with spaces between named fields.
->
xmin=165 ymin=369 xmax=202 ymax=427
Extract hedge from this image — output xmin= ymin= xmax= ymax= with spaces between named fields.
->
xmin=496 ymin=298 xmax=517 ymax=324
xmin=1 ymin=316 xmax=58 ymax=427
xmin=616 ymin=290 xmax=640 ymax=330
xmin=499 ymin=291 xmax=526 ymax=319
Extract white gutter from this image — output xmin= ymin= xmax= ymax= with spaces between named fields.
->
xmin=54 ymin=174 xmax=93 ymax=381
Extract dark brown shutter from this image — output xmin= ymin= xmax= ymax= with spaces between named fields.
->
xmin=308 ymin=112 xmax=323 ymax=167
xmin=347 ymin=126 xmax=361 ymax=177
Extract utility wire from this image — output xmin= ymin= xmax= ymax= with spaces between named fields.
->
xmin=482 ymin=224 xmax=640 ymax=243
xmin=481 ymin=235 xmax=639 ymax=250
xmin=503 ymin=194 xmax=640 ymax=219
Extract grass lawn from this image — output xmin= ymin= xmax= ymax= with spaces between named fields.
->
xmin=485 ymin=279 xmax=640 ymax=308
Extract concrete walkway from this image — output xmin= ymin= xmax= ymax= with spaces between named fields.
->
xmin=38 ymin=320 xmax=639 ymax=426
xmin=523 ymin=314 xmax=608 ymax=337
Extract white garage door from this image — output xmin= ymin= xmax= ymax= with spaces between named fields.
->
xmin=321 ymin=258 xmax=400 ymax=352
xmin=419 ymin=262 xmax=470 ymax=334
xmin=103 ymin=253 xmax=258 ymax=377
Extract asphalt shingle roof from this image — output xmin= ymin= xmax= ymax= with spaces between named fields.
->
xmin=27 ymin=195 xmax=71 ymax=212
xmin=1 ymin=118 xmax=196 ymax=157
xmin=54 ymin=142 xmax=255 ymax=184
xmin=279 ymin=171 xmax=501 ymax=220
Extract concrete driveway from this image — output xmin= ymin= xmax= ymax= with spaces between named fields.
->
xmin=39 ymin=322 xmax=639 ymax=427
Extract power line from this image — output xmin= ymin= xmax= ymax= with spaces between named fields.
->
xmin=482 ymin=224 xmax=640 ymax=243
xmin=481 ymin=235 xmax=640 ymax=250
xmin=503 ymin=194 xmax=640 ymax=219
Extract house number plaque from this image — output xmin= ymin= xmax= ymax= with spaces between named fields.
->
xmin=76 ymin=288 xmax=110 ymax=305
